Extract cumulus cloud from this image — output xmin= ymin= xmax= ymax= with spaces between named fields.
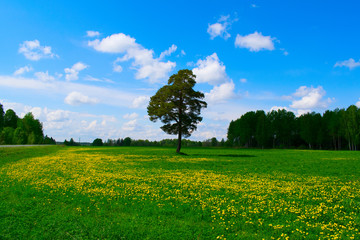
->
xmin=132 ymin=96 xmax=150 ymax=108
xmin=334 ymin=58 xmax=360 ymax=70
xmin=135 ymin=61 xmax=175 ymax=83
xmin=64 ymin=62 xmax=88 ymax=81
xmin=205 ymin=81 xmax=235 ymax=104
xmin=19 ymin=40 xmax=57 ymax=61
xmin=207 ymin=15 xmax=234 ymax=40
xmin=88 ymin=33 xmax=137 ymax=53
xmin=159 ymin=44 xmax=177 ymax=59
xmin=88 ymin=33 xmax=176 ymax=83
xmin=235 ymin=31 xmax=275 ymax=52
xmin=192 ymin=53 xmax=228 ymax=85
xmin=290 ymin=86 xmax=332 ymax=109
xmin=34 ymin=71 xmax=55 ymax=82
xmin=13 ymin=65 xmax=33 ymax=76
xmin=64 ymin=91 xmax=99 ymax=106
xmin=86 ymin=30 xmax=100 ymax=37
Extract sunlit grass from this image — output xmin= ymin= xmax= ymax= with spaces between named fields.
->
xmin=0 ymin=146 xmax=359 ymax=239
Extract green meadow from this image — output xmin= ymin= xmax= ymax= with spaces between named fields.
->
xmin=0 ymin=146 xmax=359 ymax=239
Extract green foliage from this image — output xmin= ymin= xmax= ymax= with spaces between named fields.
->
xmin=123 ymin=137 xmax=131 ymax=146
xmin=92 ymin=138 xmax=103 ymax=146
xmin=228 ymin=105 xmax=360 ymax=150
xmin=0 ymin=103 xmax=4 ymax=131
xmin=0 ymin=103 xmax=53 ymax=145
xmin=0 ymin=127 xmax=14 ymax=144
xmin=4 ymin=109 xmax=18 ymax=129
xmin=22 ymin=113 xmax=44 ymax=144
xmin=64 ymin=138 xmax=80 ymax=146
xmin=43 ymin=135 xmax=56 ymax=144
xmin=148 ymin=69 xmax=207 ymax=152
xmin=13 ymin=127 xmax=27 ymax=144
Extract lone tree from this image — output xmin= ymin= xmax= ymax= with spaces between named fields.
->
xmin=147 ymin=69 xmax=207 ymax=153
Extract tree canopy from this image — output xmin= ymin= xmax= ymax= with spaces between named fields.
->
xmin=227 ymin=105 xmax=360 ymax=150
xmin=147 ymin=69 xmax=207 ymax=152
xmin=0 ymin=102 xmax=55 ymax=145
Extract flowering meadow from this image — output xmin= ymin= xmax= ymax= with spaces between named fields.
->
xmin=0 ymin=146 xmax=359 ymax=239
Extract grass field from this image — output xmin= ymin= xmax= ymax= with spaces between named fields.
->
xmin=0 ymin=146 xmax=359 ymax=239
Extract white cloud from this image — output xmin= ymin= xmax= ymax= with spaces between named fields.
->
xmin=208 ymin=23 xmax=228 ymax=40
xmin=113 ymin=58 xmax=123 ymax=73
xmin=132 ymin=96 xmax=150 ymax=108
xmin=86 ymin=30 xmax=100 ymax=37
xmin=14 ymin=65 xmax=33 ymax=76
xmin=240 ymin=78 xmax=247 ymax=83
xmin=135 ymin=61 xmax=176 ymax=83
xmin=19 ymin=40 xmax=57 ymax=61
xmin=207 ymin=15 xmax=233 ymax=40
xmin=88 ymin=33 xmax=137 ymax=53
xmin=64 ymin=91 xmax=99 ymax=106
xmin=64 ymin=62 xmax=88 ymax=81
xmin=334 ymin=58 xmax=360 ymax=70
xmin=205 ymin=81 xmax=235 ymax=104
xmin=0 ymin=75 xmax=137 ymax=108
xmin=123 ymin=112 xmax=139 ymax=120
xmin=192 ymin=53 xmax=228 ymax=85
xmin=88 ymin=33 xmax=176 ymax=83
xmin=270 ymin=106 xmax=289 ymax=112
xmin=159 ymin=44 xmax=177 ymax=59
xmin=85 ymin=120 xmax=97 ymax=131
xmin=235 ymin=31 xmax=275 ymax=52
xmin=0 ymin=99 xmax=166 ymax=142
xmin=122 ymin=119 xmax=137 ymax=131
xmin=290 ymin=86 xmax=332 ymax=109
xmin=84 ymin=75 xmax=114 ymax=83
xmin=356 ymin=99 xmax=360 ymax=108
xmin=181 ymin=50 xmax=186 ymax=56
xmin=297 ymin=109 xmax=311 ymax=116
xmin=46 ymin=109 xmax=70 ymax=122
xmin=29 ymin=107 xmax=42 ymax=119
xmin=34 ymin=71 xmax=55 ymax=82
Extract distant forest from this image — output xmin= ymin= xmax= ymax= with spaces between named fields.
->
xmin=81 ymin=137 xmax=221 ymax=148
xmin=0 ymin=103 xmax=55 ymax=145
xmin=227 ymin=105 xmax=360 ymax=150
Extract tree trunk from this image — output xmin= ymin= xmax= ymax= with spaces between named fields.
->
xmin=176 ymin=131 xmax=182 ymax=153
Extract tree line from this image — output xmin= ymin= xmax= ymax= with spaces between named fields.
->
xmin=0 ymin=103 xmax=55 ymax=145
xmin=227 ymin=105 xmax=360 ymax=150
xmin=88 ymin=137 xmax=226 ymax=148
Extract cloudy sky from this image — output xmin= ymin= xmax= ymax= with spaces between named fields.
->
xmin=1 ymin=0 xmax=359 ymax=142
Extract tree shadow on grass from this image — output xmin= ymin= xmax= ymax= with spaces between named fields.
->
xmin=0 ymin=146 xmax=61 ymax=167
xmin=190 ymin=154 xmax=256 ymax=158
xmin=176 ymin=152 xmax=189 ymax=156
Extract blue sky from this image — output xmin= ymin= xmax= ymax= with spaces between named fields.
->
xmin=1 ymin=0 xmax=360 ymax=142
